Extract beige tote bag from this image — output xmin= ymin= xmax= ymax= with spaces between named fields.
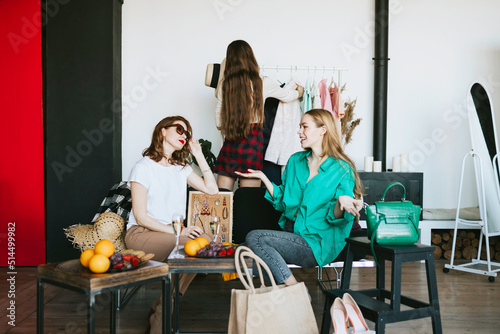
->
xmin=228 ymin=246 xmax=318 ymax=334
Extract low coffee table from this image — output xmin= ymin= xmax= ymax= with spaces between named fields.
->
xmin=167 ymin=248 xmax=252 ymax=334
xmin=37 ymin=259 xmax=170 ymax=334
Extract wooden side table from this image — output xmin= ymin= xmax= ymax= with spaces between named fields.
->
xmin=37 ymin=259 xmax=170 ymax=334
xmin=320 ymin=237 xmax=442 ymax=334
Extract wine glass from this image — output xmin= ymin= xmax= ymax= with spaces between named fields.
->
xmin=172 ymin=213 xmax=184 ymax=258
xmin=209 ymin=216 xmax=221 ymax=242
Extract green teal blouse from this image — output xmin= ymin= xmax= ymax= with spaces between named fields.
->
xmin=264 ymin=151 xmax=356 ymax=267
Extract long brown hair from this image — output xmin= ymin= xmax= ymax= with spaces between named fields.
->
xmin=305 ymin=109 xmax=364 ymax=199
xmin=142 ymin=116 xmax=192 ymax=166
xmin=220 ymin=40 xmax=263 ymax=141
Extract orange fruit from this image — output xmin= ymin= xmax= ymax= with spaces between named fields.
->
xmin=94 ymin=239 xmax=115 ymax=258
xmin=80 ymin=249 xmax=95 ymax=267
xmin=184 ymin=239 xmax=202 ymax=256
xmin=195 ymin=237 xmax=210 ymax=248
xmin=88 ymin=254 xmax=110 ymax=273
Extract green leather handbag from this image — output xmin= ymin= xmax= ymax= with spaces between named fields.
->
xmin=366 ymin=182 xmax=421 ymax=265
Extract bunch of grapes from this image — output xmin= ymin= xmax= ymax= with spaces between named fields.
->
xmin=109 ymin=252 xmax=140 ymax=269
xmin=109 ymin=252 xmax=123 ymax=266
xmin=197 ymin=241 xmax=224 ymax=257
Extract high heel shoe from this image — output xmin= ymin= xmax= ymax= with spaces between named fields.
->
xmin=343 ymin=292 xmax=371 ymax=333
xmin=330 ymin=297 xmax=348 ymax=334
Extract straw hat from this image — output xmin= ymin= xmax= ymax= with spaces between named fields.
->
xmin=64 ymin=212 xmax=126 ymax=252
xmin=205 ymin=58 xmax=225 ymax=97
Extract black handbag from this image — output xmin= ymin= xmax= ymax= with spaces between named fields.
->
xmin=365 ymin=182 xmax=421 ymax=265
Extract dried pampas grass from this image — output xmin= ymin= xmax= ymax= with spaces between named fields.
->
xmin=340 ymin=84 xmax=362 ymax=146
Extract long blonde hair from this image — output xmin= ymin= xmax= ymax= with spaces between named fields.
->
xmin=220 ymin=40 xmax=263 ymax=141
xmin=305 ymin=109 xmax=364 ymax=199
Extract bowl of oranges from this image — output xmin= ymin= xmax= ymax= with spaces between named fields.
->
xmin=80 ymin=239 xmax=154 ymax=273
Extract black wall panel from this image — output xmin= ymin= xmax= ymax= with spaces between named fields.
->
xmin=43 ymin=0 xmax=122 ymax=262
xmin=359 ymin=172 xmax=424 ymax=220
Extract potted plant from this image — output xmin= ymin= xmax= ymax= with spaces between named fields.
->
xmin=192 ymin=139 xmax=217 ymax=171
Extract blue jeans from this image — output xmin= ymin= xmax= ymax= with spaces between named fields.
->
xmin=245 ymin=229 xmax=318 ymax=284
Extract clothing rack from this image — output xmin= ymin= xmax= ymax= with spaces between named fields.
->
xmin=260 ymin=65 xmax=348 ymax=86
xmin=260 ymin=65 xmax=348 ymax=72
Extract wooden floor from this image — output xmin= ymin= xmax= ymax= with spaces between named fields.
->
xmin=2 ymin=260 xmax=500 ymax=333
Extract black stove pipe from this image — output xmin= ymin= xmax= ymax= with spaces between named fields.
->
xmin=373 ymin=0 xmax=389 ymax=170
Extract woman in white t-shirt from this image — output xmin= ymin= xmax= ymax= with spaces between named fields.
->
xmin=125 ymin=116 xmax=218 ymax=261
xmin=126 ymin=116 xmax=218 ymax=334
xmin=125 ymin=115 xmax=218 ymax=282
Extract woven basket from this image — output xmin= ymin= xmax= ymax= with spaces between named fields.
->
xmin=64 ymin=212 xmax=126 ymax=252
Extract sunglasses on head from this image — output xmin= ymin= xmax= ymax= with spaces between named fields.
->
xmin=166 ymin=124 xmax=191 ymax=140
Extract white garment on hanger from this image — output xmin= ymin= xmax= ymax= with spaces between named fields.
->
xmin=265 ymin=81 xmax=304 ymax=166
xmin=311 ymin=79 xmax=322 ymax=109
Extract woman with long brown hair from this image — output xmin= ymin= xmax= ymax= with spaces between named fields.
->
xmin=214 ymin=40 xmax=303 ymax=190
xmin=236 ymin=109 xmax=363 ymax=286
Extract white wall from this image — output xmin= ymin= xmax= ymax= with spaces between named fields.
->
xmin=122 ymin=0 xmax=500 ymax=209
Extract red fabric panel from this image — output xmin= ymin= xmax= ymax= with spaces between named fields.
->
xmin=0 ymin=0 xmax=45 ymax=266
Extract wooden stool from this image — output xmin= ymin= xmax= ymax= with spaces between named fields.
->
xmin=320 ymin=237 xmax=442 ymax=334
xmin=37 ymin=259 xmax=170 ymax=334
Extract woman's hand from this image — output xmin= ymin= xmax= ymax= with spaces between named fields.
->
xmin=234 ymin=169 xmax=266 ymax=180
xmin=353 ymin=198 xmax=364 ymax=212
xmin=235 ymin=169 xmax=274 ymax=197
xmin=188 ymin=139 xmax=203 ymax=158
xmin=337 ymin=195 xmax=361 ymax=218
xmin=181 ymin=225 xmax=203 ymax=239
xmin=186 ymin=138 xmax=218 ymax=195
xmin=296 ymin=85 xmax=304 ymax=98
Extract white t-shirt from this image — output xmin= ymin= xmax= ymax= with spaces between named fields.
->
xmin=126 ymin=156 xmax=193 ymax=230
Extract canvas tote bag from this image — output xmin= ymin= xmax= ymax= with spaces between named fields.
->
xmin=228 ymin=246 xmax=318 ymax=334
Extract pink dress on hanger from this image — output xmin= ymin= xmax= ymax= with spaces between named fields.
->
xmin=318 ymin=79 xmax=333 ymax=113
xmin=330 ymin=82 xmax=345 ymax=121
xmin=319 ymin=78 xmax=342 ymax=138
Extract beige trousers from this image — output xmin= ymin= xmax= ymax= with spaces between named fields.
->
xmin=125 ymin=225 xmax=211 ymax=333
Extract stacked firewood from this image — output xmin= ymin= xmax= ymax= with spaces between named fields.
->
xmin=431 ymin=229 xmax=500 ymax=261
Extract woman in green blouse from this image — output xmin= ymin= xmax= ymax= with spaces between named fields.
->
xmin=235 ymin=108 xmax=364 ymax=285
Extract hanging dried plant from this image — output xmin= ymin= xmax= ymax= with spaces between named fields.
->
xmin=340 ymin=84 xmax=362 ymax=146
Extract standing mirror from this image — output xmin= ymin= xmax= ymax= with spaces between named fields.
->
xmin=445 ymin=82 xmax=500 ymax=281
xmin=468 ymin=82 xmax=500 ymax=234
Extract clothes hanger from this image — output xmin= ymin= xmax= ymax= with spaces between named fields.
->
xmin=320 ymin=66 xmax=327 ymax=85
xmin=330 ymin=68 xmax=336 ymax=88
xmin=313 ymin=66 xmax=319 ymax=90
xmin=306 ymin=67 xmax=313 ymax=90
xmin=290 ymin=66 xmax=301 ymax=86
xmin=286 ymin=66 xmax=293 ymax=83
xmin=260 ymin=65 xmax=266 ymax=77
xmin=295 ymin=66 xmax=303 ymax=87
xmin=275 ymin=65 xmax=283 ymax=85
